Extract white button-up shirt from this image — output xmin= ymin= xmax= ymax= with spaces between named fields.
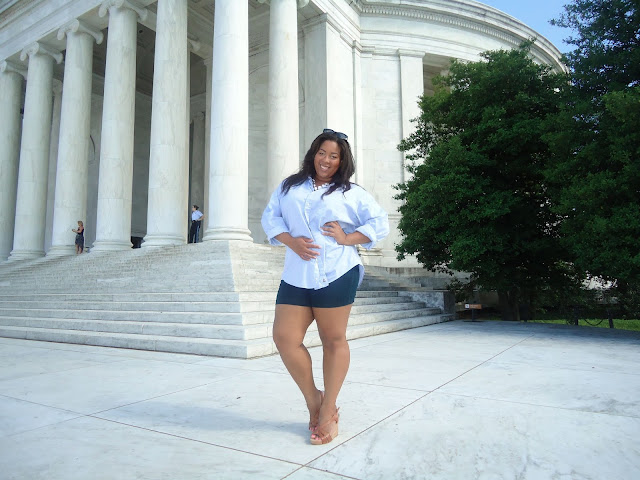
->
xmin=261 ymin=178 xmax=389 ymax=289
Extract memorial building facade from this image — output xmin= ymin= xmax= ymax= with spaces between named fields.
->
xmin=0 ymin=0 xmax=564 ymax=264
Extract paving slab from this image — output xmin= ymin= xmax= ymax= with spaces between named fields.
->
xmin=309 ymin=392 xmax=640 ymax=480
xmin=0 ymin=416 xmax=299 ymax=480
xmin=0 ymin=358 xmax=248 ymax=415
xmin=0 ymin=320 xmax=639 ymax=479
xmin=96 ymin=370 xmax=425 ymax=465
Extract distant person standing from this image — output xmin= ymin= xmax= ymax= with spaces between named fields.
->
xmin=72 ymin=220 xmax=84 ymax=254
xmin=189 ymin=205 xmax=204 ymax=243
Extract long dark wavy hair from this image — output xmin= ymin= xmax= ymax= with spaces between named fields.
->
xmin=281 ymin=131 xmax=356 ymax=197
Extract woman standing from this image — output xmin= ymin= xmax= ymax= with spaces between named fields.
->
xmin=261 ymin=129 xmax=389 ymax=445
xmin=72 ymin=220 xmax=84 ymax=254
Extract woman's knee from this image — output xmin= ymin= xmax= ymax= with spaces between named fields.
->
xmin=272 ymin=328 xmax=293 ymax=350
xmin=273 ymin=323 xmax=304 ymax=351
xmin=320 ymin=334 xmax=348 ymax=354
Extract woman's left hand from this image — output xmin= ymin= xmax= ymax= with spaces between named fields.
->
xmin=321 ymin=221 xmax=347 ymax=245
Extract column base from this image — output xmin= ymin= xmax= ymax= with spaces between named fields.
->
xmin=359 ymin=247 xmax=384 ymax=267
xmin=203 ymin=227 xmax=253 ymax=242
xmin=91 ymin=239 xmax=132 ymax=252
xmin=141 ymin=234 xmax=185 ymax=248
xmin=46 ymin=245 xmax=77 ymax=257
xmin=7 ymin=249 xmax=45 ymax=262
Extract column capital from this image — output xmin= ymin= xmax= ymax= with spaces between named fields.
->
xmin=99 ymin=0 xmax=148 ymax=22
xmin=258 ymin=0 xmax=310 ymax=8
xmin=20 ymin=42 xmax=63 ymax=64
xmin=58 ymin=19 xmax=104 ymax=45
xmin=0 ymin=60 xmax=27 ymax=79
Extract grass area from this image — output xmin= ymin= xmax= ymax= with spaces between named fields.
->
xmin=470 ymin=315 xmax=640 ymax=332
xmin=525 ymin=318 xmax=640 ymax=331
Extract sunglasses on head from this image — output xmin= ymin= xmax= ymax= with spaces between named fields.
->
xmin=323 ymin=128 xmax=348 ymax=141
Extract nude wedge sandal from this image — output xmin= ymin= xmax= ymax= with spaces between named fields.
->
xmin=310 ymin=408 xmax=340 ymax=445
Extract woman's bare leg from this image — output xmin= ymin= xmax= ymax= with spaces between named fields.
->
xmin=312 ymin=304 xmax=352 ymax=437
xmin=273 ymin=304 xmax=323 ymax=424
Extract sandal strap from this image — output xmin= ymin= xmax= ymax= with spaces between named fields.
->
xmin=311 ymin=407 xmax=340 ymax=443
xmin=314 ymin=408 xmax=339 ymax=431
xmin=308 ymin=391 xmax=325 ymax=429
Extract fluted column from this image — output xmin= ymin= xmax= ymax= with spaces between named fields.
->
xmin=190 ymin=112 xmax=206 ymax=215
xmin=9 ymin=43 xmax=62 ymax=261
xmin=204 ymin=0 xmax=252 ymax=241
xmin=0 ymin=61 xmax=26 ymax=261
xmin=259 ymin=0 xmax=308 ymax=194
xmin=399 ymin=49 xmax=424 ymax=182
xmin=92 ymin=0 xmax=147 ymax=252
xmin=48 ymin=21 xmax=103 ymax=257
xmin=44 ymin=79 xmax=63 ymax=253
xmin=203 ymin=57 xmax=212 ymax=233
xmin=143 ymin=0 xmax=189 ymax=247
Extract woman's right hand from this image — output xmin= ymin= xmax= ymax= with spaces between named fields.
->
xmin=274 ymin=233 xmax=320 ymax=261
xmin=290 ymin=236 xmax=320 ymax=261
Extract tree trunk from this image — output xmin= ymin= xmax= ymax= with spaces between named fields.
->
xmin=498 ymin=290 xmax=520 ymax=321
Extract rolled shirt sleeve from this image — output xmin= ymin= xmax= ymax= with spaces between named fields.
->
xmin=353 ymin=188 xmax=389 ymax=250
xmin=261 ymin=184 xmax=289 ymax=246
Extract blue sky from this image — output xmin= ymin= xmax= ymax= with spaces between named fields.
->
xmin=478 ymin=1 xmax=574 ymax=52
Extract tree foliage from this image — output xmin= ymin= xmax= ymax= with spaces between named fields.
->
xmin=547 ymin=0 xmax=640 ymax=313
xmin=395 ymin=43 xmax=577 ymax=320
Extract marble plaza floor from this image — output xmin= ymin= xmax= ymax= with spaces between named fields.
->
xmin=0 ymin=320 xmax=639 ymax=480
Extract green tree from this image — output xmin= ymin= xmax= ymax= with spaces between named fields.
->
xmin=547 ymin=0 xmax=640 ymax=314
xmin=395 ymin=43 xmax=579 ymax=320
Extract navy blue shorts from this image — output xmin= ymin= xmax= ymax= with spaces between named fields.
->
xmin=276 ymin=265 xmax=360 ymax=308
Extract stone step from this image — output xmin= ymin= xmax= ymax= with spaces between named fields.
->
xmin=0 ymin=292 xmax=263 ymax=303
xmin=0 ymin=300 xmax=277 ymax=313
xmin=0 ymin=296 xmax=423 ymax=314
xmin=0 ymin=312 xmax=452 ymax=359
xmin=0 ymin=317 xmax=268 ymax=340
xmin=304 ymin=314 xmax=453 ymax=348
xmin=0 ymin=289 xmax=400 ymax=303
xmin=0 ymin=325 xmax=272 ymax=358
xmin=0 ymin=308 xmax=258 ymax=325
xmin=0 ymin=302 xmax=437 ymax=326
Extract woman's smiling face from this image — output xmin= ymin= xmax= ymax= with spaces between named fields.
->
xmin=314 ymin=140 xmax=341 ymax=184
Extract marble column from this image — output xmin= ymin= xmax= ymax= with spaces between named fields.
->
xmin=9 ymin=43 xmax=62 ymax=261
xmin=190 ymin=112 xmax=206 ymax=215
xmin=44 ymin=80 xmax=63 ymax=253
xmin=204 ymin=0 xmax=252 ymax=241
xmin=399 ymin=49 xmax=424 ymax=182
xmin=48 ymin=21 xmax=103 ymax=257
xmin=92 ymin=0 xmax=147 ymax=252
xmin=259 ymin=0 xmax=308 ymax=194
xmin=143 ymin=0 xmax=188 ymax=247
xmin=0 ymin=61 xmax=26 ymax=261
xmin=203 ymin=57 xmax=212 ymax=233
xmin=352 ymin=41 xmax=364 ymax=185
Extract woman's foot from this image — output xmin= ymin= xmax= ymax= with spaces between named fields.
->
xmin=307 ymin=390 xmax=324 ymax=431
xmin=310 ymin=407 xmax=340 ymax=445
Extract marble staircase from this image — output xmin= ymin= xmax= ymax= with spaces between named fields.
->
xmin=0 ymin=241 xmax=453 ymax=358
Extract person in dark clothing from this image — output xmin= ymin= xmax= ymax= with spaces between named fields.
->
xmin=189 ymin=205 xmax=204 ymax=243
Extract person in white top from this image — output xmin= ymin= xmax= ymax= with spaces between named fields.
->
xmin=189 ymin=205 xmax=204 ymax=243
xmin=262 ymin=129 xmax=389 ymax=445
